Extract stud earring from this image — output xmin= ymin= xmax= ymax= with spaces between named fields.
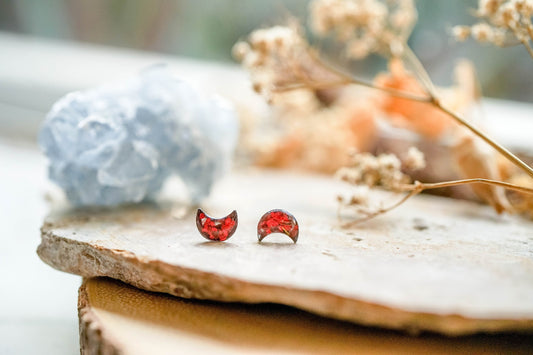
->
xmin=196 ymin=209 xmax=238 ymax=241
xmin=257 ymin=209 xmax=299 ymax=243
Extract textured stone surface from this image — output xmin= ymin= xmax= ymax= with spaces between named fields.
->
xmin=39 ymin=66 xmax=239 ymax=206
xmin=39 ymin=170 xmax=533 ymax=335
xmin=78 ymin=278 xmax=533 ymax=354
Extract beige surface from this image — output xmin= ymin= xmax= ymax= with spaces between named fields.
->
xmin=80 ymin=278 xmax=533 ymax=355
xmin=40 ymin=170 xmax=533 ymax=335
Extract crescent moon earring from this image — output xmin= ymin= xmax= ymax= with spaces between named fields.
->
xmin=196 ymin=209 xmax=238 ymax=241
xmin=257 ymin=209 xmax=299 ymax=243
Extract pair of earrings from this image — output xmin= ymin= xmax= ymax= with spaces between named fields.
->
xmin=196 ymin=208 xmax=299 ymax=243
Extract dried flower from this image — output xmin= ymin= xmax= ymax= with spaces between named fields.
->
xmin=471 ymin=23 xmax=494 ymax=42
xmin=234 ymin=0 xmax=533 ymax=223
xmin=234 ymin=22 xmax=381 ymax=174
xmin=231 ymin=41 xmax=250 ymax=62
xmin=403 ymin=147 xmax=426 ymax=171
xmin=309 ymin=0 xmax=417 ymax=59
xmin=335 ymin=148 xmax=429 ymax=222
xmin=452 ymin=26 xmax=471 ymax=42
xmin=478 ymin=0 xmax=501 ymax=16
xmin=337 ymin=186 xmax=370 ymax=207
xmin=453 ymin=0 xmax=533 ymax=57
xmin=336 ymin=150 xmax=412 ymax=191
xmin=233 ymin=24 xmax=341 ymax=99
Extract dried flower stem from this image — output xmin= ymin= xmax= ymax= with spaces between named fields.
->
xmin=341 ymin=186 xmax=422 ymax=226
xmin=399 ymin=45 xmax=533 ymax=179
xmin=274 ymin=79 xmax=431 ymax=102
xmin=402 ymin=178 xmax=533 ymax=195
xmin=436 ymin=103 xmax=533 ymax=178
xmin=341 ymin=178 xmax=533 ymax=227
xmin=505 ymin=19 xmax=533 ymax=59
xmin=401 ymin=46 xmax=437 ymax=96
xmin=273 ymin=46 xmax=433 ymax=102
xmin=513 ymin=29 xmax=533 ymax=59
xmin=526 ymin=18 xmax=533 ymax=40
xmin=276 ymin=45 xmax=533 ymax=179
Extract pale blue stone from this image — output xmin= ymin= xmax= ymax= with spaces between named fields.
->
xmin=39 ymin=67 xmax=239 ymax=206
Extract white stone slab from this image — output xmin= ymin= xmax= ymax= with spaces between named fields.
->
xmin=39 ymin=170 xmax=533 ymax=335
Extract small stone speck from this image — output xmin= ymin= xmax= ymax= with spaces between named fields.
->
xmin=413 ymin=218 xmax=429 ymax=231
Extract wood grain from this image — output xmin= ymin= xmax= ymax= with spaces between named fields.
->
xmin=40 ymin=170 xmax=533 ymax=335
xmin=79 ymin=277 xmax=533 ymax=355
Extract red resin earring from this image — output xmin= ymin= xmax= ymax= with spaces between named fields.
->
xmin=196 ymin=209 xmax=238 ymax=242
xmin=257 ymin=209 xmax=299 ymax=243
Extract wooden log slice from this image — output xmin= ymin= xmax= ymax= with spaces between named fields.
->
xmin=40 ymin=170 xmax=533 ymax=335
xmin=79 ymin=277 xmax=533 ymax=354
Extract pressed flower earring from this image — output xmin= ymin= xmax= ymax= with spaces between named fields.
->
xmin=257 ymin=209 xmax=299 ymax=243
xmin=196 ymin=209 xmax=238 ymax=242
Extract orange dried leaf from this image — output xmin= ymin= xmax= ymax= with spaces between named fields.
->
xmin=374 ymin=59 xmax=478 ymax=139
xmin=452 ymin=135 xmax=511 ymax=214
xmin=508 ymin=174 xmax=533 ymax=219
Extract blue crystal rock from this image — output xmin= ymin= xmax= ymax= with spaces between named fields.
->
xmin=39 ymin=67 xmax=239 ymax=206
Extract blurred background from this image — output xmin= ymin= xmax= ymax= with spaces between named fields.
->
xmin=1 ymin=0 xmax=532 ymax=142
xmin=0 ymin=2 xmax=531 ymax=353
xmin=1 ymin=0 xmax=532 ymax=98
